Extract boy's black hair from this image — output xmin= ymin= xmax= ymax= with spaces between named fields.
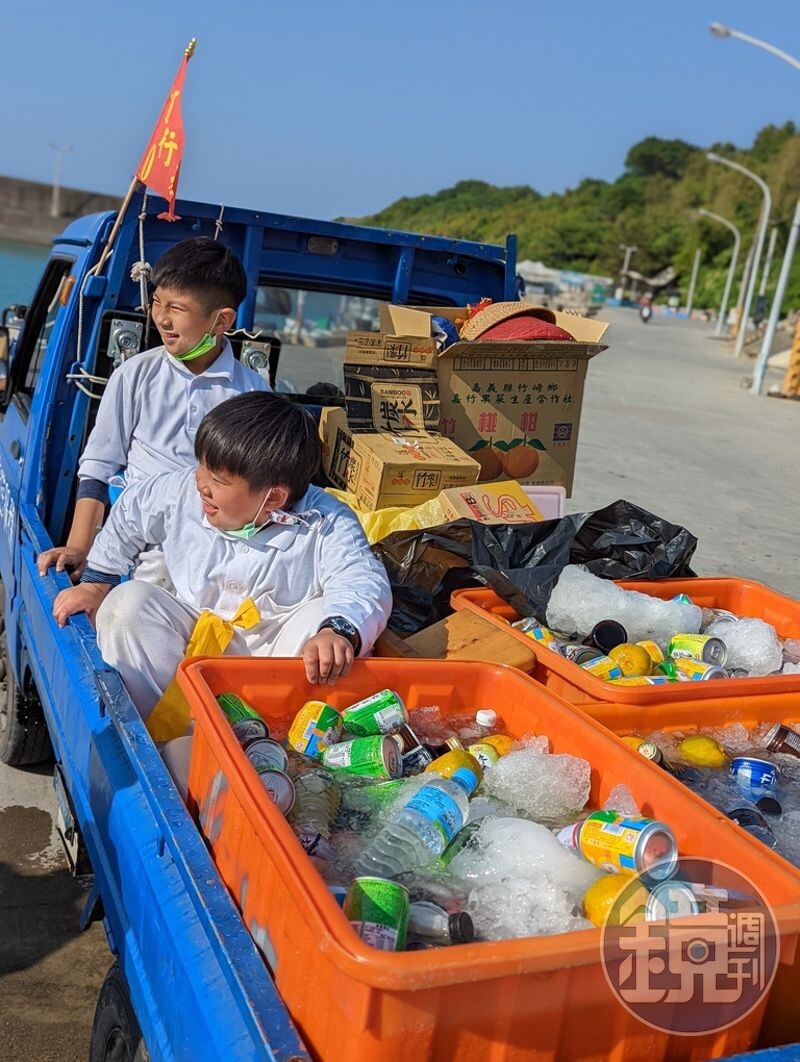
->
xmin=195 ymin=392 xmax=321 ymax=502
xmin=151 ymin=236 xmax=247 ymax=310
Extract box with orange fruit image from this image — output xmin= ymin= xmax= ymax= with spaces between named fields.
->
xmin=376 ymin=302 xmax=609 ymax=495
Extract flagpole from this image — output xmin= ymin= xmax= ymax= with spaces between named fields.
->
xmin=76 ymin=39 xmax=197 ymax=359
xmin=95 ymin=39 xmax=197 ymax=270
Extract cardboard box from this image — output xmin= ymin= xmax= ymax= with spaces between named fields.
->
xmin=379 ymin=304 xmax=610 ymax=496
xmin=344 ymin=329 xmax=439 ymax=433
xmin=435 ymin=481 xmax=543 ymax=524
xmin=319 ymin=406 xmax=480 ymax=510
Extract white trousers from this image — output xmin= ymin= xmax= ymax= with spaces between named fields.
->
xmin=96 ymin=580 xmax=327 ymax=721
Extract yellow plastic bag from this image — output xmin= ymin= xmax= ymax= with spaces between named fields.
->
xmin=146 ymin=598 xmax=261 ymax=743
xmin=326 ymin=488 xmax=449 ymax=545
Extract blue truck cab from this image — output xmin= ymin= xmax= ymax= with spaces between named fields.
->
xmin=0 ymin=192 xmax=515 ymax=1060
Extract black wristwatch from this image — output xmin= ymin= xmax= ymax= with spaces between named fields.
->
xmin=318 ymin=615 xmax=361 ymax=653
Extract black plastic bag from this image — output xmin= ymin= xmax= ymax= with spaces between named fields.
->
xmin=470 ymin=499 xmax=698 ymax=618
xmin=372 ymin=499 xmax=697 ymax=634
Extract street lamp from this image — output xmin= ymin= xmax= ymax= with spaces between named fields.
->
xmin=698 ymin=208 xmax=741 ymax=336
xmin=709 ymin=23 xmax=800 ymax=71
xmin=711 ymin=23 xmax=800 ymax=392
xmin=706 ymin=152 xmax=771 ymax=357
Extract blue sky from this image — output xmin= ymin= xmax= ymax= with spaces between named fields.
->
xmin=0 ymin=1 xmax=797 ymax=220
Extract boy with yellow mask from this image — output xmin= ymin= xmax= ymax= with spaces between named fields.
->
xmin=38 ymin=236 xmax=268 ymax=583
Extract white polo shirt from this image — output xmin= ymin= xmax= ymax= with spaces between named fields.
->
xmin=78 ymin=340 xmax=269 ymax=487
xmin=86 ymin=469 xmax=393 ymax=654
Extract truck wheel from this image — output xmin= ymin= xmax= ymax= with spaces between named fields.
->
xmin=89 ymin=963 xmax=149 ymax=1062
xmin=0 ymin=623 xmax=52 ymax=766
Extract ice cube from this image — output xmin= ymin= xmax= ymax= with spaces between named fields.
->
xmin=483 ymin=747 xmax=591 ymax=824
xmin=706 ymin=617 xmax=783 ymax=677
xmin=701 ymin=724 xmax=752 ymax=756
xmin=782 ymin=662 xmax=800 ymax=675
xmin=448 ymin=817 xmax=601 ymax=900
xmin=603 ymin=783 xmax=640 ymax=817
xmin=546 ymin=565 xmax=702 ymax=645
xmin=467 ymin=875 xmax=593 ymax=940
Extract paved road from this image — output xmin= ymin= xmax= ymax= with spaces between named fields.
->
xmin=0 ymin=305 xmax=796 ymax=1061
xmin=569 ymin=308 xmax=799 ymax=597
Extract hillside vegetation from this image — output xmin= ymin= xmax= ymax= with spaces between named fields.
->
xmin=353 ymin=123 xmax=800 ymax=309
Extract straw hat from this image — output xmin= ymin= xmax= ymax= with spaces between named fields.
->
xmin=460 ymin=300 xmax=573 ymax=342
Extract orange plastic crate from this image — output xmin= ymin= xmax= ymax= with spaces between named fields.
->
xmin=450 ymin=578 xmax=800 ymax=707
xmin=178 ymin=657 xmax=800 ymax=1062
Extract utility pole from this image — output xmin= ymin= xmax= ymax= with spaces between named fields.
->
xmin=50 ymin=143 xmax=73 ymax=219
xmin=618 ymin=244 xmax=637 ymax=300
xmin=685 ymin=249 xmax=702 ymax=317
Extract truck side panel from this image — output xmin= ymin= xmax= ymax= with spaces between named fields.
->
xmin=18 ymin=501 xmax=308 ymax=1061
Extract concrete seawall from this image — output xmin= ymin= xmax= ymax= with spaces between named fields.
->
xmin=0 ymin=175 xmax=120 ymax=245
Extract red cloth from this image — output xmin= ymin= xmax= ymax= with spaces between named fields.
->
xmin=479 ymin=316 xmax=574 ymax=341
xmin=136 ymin=54 xmax=191 ymax=220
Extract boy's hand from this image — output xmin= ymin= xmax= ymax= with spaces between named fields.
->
xmin=38 ymin=545 xmax=89 ymax=581
xmin=53 ymin=583 xmax=113 ymax=628
xmin=302 ymin=630 xmax=355 ymax=686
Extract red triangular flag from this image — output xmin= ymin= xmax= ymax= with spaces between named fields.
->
xmin=136 ymin=41 xmax=195 ymax=220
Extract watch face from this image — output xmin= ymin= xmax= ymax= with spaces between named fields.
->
xmin=331 ymin=617 xmax=356 ymax=638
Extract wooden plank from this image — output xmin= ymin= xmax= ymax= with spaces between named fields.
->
xmin=404 ymin=611 xmax=536 ymax=671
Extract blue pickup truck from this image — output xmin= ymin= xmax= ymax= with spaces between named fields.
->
xmin=0 ymin=193 xmax=517 ymax=1060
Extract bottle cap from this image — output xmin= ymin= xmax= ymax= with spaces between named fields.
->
xmin=475 ymin=709 xmax=497 ymax=729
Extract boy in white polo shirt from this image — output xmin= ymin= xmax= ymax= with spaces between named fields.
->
xmin=52 ymin=392 xmax=393 ymax=720
xmin=38 ymin=236 xmax=268 ymax=581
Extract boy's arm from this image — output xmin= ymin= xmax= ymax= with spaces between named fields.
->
xmin=84 ymin=473 xmax=171 ymax=580
xmin=78 ymin=366 xmax=135 ymax=485
xmin=38 ymin=497 xmax=105 ymax=577
xmin=317 ymin=509 xmax=393 ymax=655
xmin=39 ymin=368 xmax=135 ymax=577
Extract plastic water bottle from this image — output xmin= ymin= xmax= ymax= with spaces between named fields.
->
xmin=475 ymin=709 xmax=499 ymax=736
xmin=290 ymin=768 xmax=340 ymax=859
xmin=353 ymin=764 xmax=479 ymax=878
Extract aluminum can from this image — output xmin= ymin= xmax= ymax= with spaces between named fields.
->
xmin=668 ymin=633 xmax=727 ymax=666
xmin=560 ymin=644 xmax=603 ymax=666
xmin=393 ymin=724 xmax=434 ymax=774
xmin=577 ymin=810 xmax=678 ymax=880
xmin=321 ymin=735 xmax=402 ymax=780
xmin=764 ymin=723 xmax=800 ymax=760
xmin=726 ymin=804 xmax=777 ymax=848
xmin=730 ymin=756 xmax=780 ymax=800
xmin=344 ymin=877 xmax=409 ymax=951
xmin=645 ymin=879 xmax=701 ymax=921
xmin=232 ymin=717 xmax=270 ymax=747
xmin=467 ymin=741 xmax=501 ymax=771
xmin=246 ymin=738 xmax=289 ymax=773
xmin=217 ymin=691 xmax=262 ymax=725
xmin=342 ymin=690 xmax=407 ymax=736
xmin=517 ymin=622 xmax=560 ymax=647
xmin=579 ymin=654 xmax=623 ymax=681
xmin=636 ymin=640 xmax=665 ymax=666
xmin=673 ymin=657 xmax=727 ymax=682
xmin=671 ymin=593 xmax=694 ymax=606
xmin=288 ymin=700 xmax=343 ymax=757
xmin=254 ymin=767 xmax=295 ymax=814
xmin=609 ymin=675 xmax=672 ymax=687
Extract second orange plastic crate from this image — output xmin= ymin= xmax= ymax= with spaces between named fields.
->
xmin=450 ymin=578 xmax=800 ymax=708
xmin=178 ymin=657 xmax=800 ymax=1062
